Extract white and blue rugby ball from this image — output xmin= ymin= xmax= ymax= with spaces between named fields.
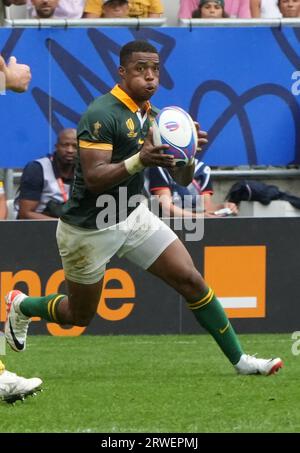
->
xmin=153 ymin=106 xmax=198 ymax=167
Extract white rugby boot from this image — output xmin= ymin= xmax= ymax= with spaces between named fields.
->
xmin=235 ymin=354 xmax=283 ymax=376
xmin=5 ymin=290 xmax=31 ymax=352
xmin=0 ymin=369 xmax=42 ymax=403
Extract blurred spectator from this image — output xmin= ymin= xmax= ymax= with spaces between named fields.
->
xmin=0 ymin=169 xmax=7 ymax=220
xmin=0 ymin=1 xmax=27 ymax=25
xmin=179 ymin=0 xmax=251 ymax=19
xmin=192 ymin=0 xmax=229 ymax=18
xmin=224 ymin=0 xmax=250 ymax=17
xmin=102 ymin=0 xmax=129 ymax=17
xmin=179 ymin=0 xmax=202 ymax=18
xmin=250 ymin=0 xmax=282 ymax=18
xmin=15 ymin=128 xmax=76 ymax=220
xmin=83 ymin=0 xmax=163 ymax=18
xmin=0 ymin=1 xmax=10 ymax=25
xmin=147 ymin=160 xmax=238 ymax=218
xmin=278 ymin=0 xmax=300 ymax=17
xmin=26 ymin=0 xmax=86 ymax=19
xmin=30 ymin=0 xmax=59 ymax=18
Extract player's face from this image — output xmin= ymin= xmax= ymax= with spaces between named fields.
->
xmin=119 ymin=52 xmax=160 ymax=104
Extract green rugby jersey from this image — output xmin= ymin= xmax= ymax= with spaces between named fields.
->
xmin=61 ymin=85 xmax=158 ymax=229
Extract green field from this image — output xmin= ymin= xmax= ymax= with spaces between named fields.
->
xmin=0 ymin=334 xmax=299 ymax=433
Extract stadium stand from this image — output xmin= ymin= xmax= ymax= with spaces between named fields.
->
xmin=4 ymin=0 xmax=181 ymax=25
xmin=5 ymin=1 xmax=300 ymax=25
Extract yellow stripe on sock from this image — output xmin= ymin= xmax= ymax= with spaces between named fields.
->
xmin=190 ymin=291 xmax=214 ymax=310
xmin=48 ymin=295 xmax=63 ymax=322
xmin=47 ymin=298 xmax=55 ymax=320
xmin=188 ymin=288 xmax=212 ymax=308
xmin=51 ymin=295 xmax=64 ymax=322
xmin=188 ymin=289 xmax=214 ymax=310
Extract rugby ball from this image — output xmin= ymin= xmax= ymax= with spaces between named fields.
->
xmin=153 ymin=106 xmax=198 ymax=167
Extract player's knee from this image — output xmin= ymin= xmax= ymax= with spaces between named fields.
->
xmin=175 ymin=267 xmax=201 ymax=293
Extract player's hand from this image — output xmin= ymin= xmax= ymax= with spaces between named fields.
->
xmin=139 ymin=127 xmax=175 ymax=168
xmin=194 ymin=122 xmax=208 ymax=152
xmin=0 ymin=55 xmax=31 ymax=93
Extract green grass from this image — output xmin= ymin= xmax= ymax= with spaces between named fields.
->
xmin=0 ymin=334 xmax=298 ymax=433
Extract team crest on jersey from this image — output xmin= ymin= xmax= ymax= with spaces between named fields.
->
xmin=92 ymin=121 xmax=101 ymax=138
xmin=126 ymin=118 xmax=137 ymax=138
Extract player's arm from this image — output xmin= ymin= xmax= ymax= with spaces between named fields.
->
xmin=0 ymin=55 xmax=31 ymax=93
xmin=80 ymin=129 xmax=175 ymax=194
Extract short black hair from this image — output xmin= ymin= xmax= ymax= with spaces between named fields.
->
xmin=120 ymin=40 xmax=158 ymax=66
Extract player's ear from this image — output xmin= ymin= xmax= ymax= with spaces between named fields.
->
xmin=119 ymin=66 xmax=126 ymax=79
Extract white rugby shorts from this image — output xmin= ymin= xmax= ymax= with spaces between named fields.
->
xmin=56 ymin=203 xmax=177 ymax=284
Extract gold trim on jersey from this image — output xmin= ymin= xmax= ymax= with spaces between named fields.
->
xmin=110 ymin=84 xmax=151 ymax=113
xmin=79 ymin=140 xmax=113 ymax=151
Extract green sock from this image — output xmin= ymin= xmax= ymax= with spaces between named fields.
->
xmin=188 ymin=288 xmax=243 ymax=365
xmin=20 ymin=294 xmax=65 ymax=322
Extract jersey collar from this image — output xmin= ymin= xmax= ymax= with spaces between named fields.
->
xmin=111 ymin=84 xmax=151 ymax=114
